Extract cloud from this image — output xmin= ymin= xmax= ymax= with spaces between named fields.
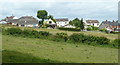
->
xmin=0 ymin=0 xmax=118 ymax=22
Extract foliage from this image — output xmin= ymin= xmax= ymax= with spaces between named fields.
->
xmin=69 ymin=18 xmax=84 ymax=30
xmin=91 ymin=26 xmax=99 ymax=31
xmin=58 ymin=27 xmax=81 ymax=31
xmin=53 ymin=32 xmax=68 ymax=42
xmin=113 ymin=39 xmax=120 ymax=45
xmin=80 ymin=18 xmax=84 ymax=30
xmin=5 ymin=28 xmax=22 ymax=36
xmin=69 ymin=18 xmax=81 ymax=28
xmin=5 ymin=28 xmax=51 ymax=38
xmin=86 ymin=27 xmax=92 ymax=31
xmin=99 ymin=28 xmax=107 ymax=32
xmin=69 ymin=33 xmax=110 ymax=45
xmin=37 ymin=10 xmax=48 ymax=25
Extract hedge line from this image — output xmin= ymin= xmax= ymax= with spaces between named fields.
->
xmin=58 ymin=27 xmax=81 ymax=31
xmin=3 ymin=28 xmax=51 ymax=38
xmin=2 ymin=28 xmax=119 ymax=48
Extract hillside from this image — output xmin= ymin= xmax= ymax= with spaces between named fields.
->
xmin=2 ymin=34 xmax=118 ymax=63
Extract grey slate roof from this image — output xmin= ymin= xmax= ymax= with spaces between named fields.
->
xmin=99 ymin=20 xmax=120 ymax=29
xmin=55 ymin=18 xmax=68 ymax=22
xmin=5 ymin=16 xmax=38 ymax=25
xmin=86 ymin=20 xmax=99 ymax=23
xmin=102 ymin=21 xmax=120 ymax=26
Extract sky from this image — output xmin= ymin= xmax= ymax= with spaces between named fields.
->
xmin=0 ymin=0 xmax=119 ymax=22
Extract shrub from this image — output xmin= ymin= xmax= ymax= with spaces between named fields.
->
xmin=69 ymin=33 xmax=85 ymax=43
xmin=86 ymin=27 xmax=92 ymax=31
xmin=113 ymin=39 xmax=120 ymax=46
xmin=58 ymin=27 xmax=81 ymax=31
xmin=22 ymin=29 xmax=32 ymax=37
xmin=39 ymin=31 xmax=51 ymax=36
xmin=96 ymin=37 xmax=110 ymax=45
xmin=53 ymin=32 xmax=68 ymax=42
xmin=5 ymin=28 xmax=22 ymax=36
xmin=69 ymin=33 xmax=110 ymax=45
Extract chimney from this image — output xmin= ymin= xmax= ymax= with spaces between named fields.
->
xmin=105 ymin=20 xmax=108 ymax=22
xmin=113 ymin=20 xmax=115 ymax=22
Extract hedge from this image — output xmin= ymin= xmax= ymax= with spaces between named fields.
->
xmin=3 ymin=27 xmax=118 ymax=48
xmin=4 ymin=28 xmax=51 ymax=38
xmin=69 ymin=33 xmax=110 ymax=45
xmin=52 ymin=32 xmax=68 ymax=42
xmin=58 ymin=27 xmax=81 ymax=31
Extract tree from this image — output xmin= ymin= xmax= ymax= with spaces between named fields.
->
xmin=47 ymin=15 xmax=56 ymax=23
xmin=80 ymin=18 xmax=84 ymax=31
xmin=69 ymin=18 xmax=84 ymax=30
xmin=47 ymin=15 xmax=53 ymax=19
xmin=37 ymin=10 xmax=48 ymax=25
xmin=69 ymin=18 xmax=81 ymax=28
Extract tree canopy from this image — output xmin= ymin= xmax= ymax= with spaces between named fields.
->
xmin=37 ymin=10 xmax=48 ymax=25
xmin=69 ymin=18 xmax=84 ymax=30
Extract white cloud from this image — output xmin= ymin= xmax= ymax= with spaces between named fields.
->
xmin=0 ymin=0 xmax=118 ymax=22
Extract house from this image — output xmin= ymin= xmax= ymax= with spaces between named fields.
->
xmin=55 ymin=18 xmax=69 ymax=27
xmin=84 ymin=20 xmax=100 ymax=27
xmin=43 ymin=19 xmax=57 ymax=28
xmin=2 ymin=16 xmax=39 ymax=28
xmin=44 ymin=19 xmax=56 ymax=25
xmin=64 ymin=24 xmax=75 ymax=28
xmin=1 ymin=16 xmax=19 ymax=25
xmin=99 ymin=20 xmax=120 ymax=32
xmin=0 ymin=21 xmax=7 ymax=24
xmin=18 ymin=16 xmax=39 ymax=27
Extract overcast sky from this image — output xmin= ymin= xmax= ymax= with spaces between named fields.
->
xmin=0 ymin=0 xmax=119 ymax=22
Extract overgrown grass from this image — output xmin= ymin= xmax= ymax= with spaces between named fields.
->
xmin=1 ymin=24 xmax=119 ymax=40
xmin=2 ymin=35 xmax=118 ymax=63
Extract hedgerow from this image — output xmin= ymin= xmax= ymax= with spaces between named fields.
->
xmin=69 ymin=33 xmax=110 ymax=45
xmin=58 ymin=27 xmax=81 ymax=31
xmin=2 ymin=27 xmax=118 ymax=48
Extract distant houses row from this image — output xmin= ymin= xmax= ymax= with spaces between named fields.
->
xmin=0 ymin=16 xmax=120 ymax=32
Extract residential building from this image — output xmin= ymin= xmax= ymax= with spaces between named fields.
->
xmin=2 ymin=16 xmax=39 ymax=28
xmin=84 ymin=20 xmax=100 ymax=27
xmin=55 ymin=18 xmax=69 ymax=27
xmin=18 ymin=16 xmax=39 ymax=27
xmin=99 ymin=20 xmax=120 ymax=32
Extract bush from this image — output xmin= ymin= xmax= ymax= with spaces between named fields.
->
xmin=69 ymin=33 xmax=85 ymax=43
xmin=113 ymin=39 xmax=120 ymax=45
xmin=69 ymin=33 xmax=110 ymax=45
xmin=4 ymin=28 xmax=51 ymax=38
xmin=5 ymin=28 xmax=22 ymax=36
xmin=96 ymin=37 xmax=110 ymax=45
xmin=53 ymin=32 xmax=68 ymax=42
xmin=86 ymin=27 xmax=92 ymax=31
xmin=58 ymin=27 xmax=81 ymax=31
xmin=39 ymin=31 xmax=51 ymax=36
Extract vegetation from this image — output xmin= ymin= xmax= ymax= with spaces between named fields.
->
xmin=2 ymin=34 xmax=118 ymax=63
xmin=58 ymin=27 xmax=81 ymax=31
xmin=2 ymin=27 xmax=119 ymax=48
xmin=1 ymin=24 xmax=119 ymax=40
xmin=69 ymin=18 xmax=84 ymax=30
xmin=69 ymin=33 xmax=110 ymax=45
xmin=37 ymin=10 xmax=48 ymax=25
xmin=86 ymin=26 xmax=99 ymax=31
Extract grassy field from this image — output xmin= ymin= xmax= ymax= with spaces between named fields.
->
xmin=2 ymin=34 xmax=118 ymax=63
xmin=1 ymin=24 xmax=119 ymax=40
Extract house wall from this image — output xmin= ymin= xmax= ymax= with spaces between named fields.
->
xmin=86 ymin=23 xmax=99 ymax=27
xmin=56 ymin=21 xmax=69 ymax=27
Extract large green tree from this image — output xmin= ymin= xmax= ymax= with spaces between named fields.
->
xmin=69 ymin=18 xmax=84 ymax=30
xmin=69 ymin=18 xmax=81 ymax=28
xmin=80 ymin=18 xmax=84 ymax=31
xmin=37 ymin=10 xmax=48 ymax=25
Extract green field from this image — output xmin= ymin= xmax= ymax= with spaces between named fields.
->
xmin=1 ymin=24 xmax=119 ymax=40
xmin=2 ymin=34 xmax=118 ymax=63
